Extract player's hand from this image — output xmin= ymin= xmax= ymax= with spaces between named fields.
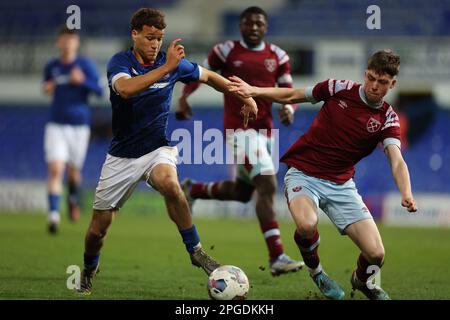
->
xmin=279 ymin=104 xmax=294 ymax=126
xmin=240 ymin=98 xmax=258 ymax=127
xmin=43 ymin=80 xmax=55 ymax=95
xmin=176 ymin=96 xmax=193 ymax=120
xmin=227 ymin=75 xmax=256 ymax=98
xmin=69 ymin=67 xmax=86 ymax=85
xmin=165 ymin=38 xmax=185 ymax=71
xmin=402 ymin=195 xmax=418 ymax=213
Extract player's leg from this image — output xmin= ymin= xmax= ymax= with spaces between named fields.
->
xmin=45 ymin=124 xmax=66 ymax=232
xmin=44 ymin=123 xmax=69 ymax=233
xmin=66 ymin=164 xmax=81 ymax=222
xmin=285 ymin=168 xmax=345 ymax=299
xmin=181 ymin=129 xmax=257 ymax=207
xmin=149 ymin=163 xmax=221 ymax=275
xmin=78 ymin=209 xmax=116 ymax=294
xmin=183 ymin=176 xmax=254 ymax=204
xmin=253 ymin=174 xmax=304 ymax=275
xmin=345 ymin=219 xmax=390 ymax=300
xmin=77 ymin=153 xmax=140 ymax=295
xmin=66 ymin=125 xmax=90 ymax=222
xmin=46 ymin=160 xmax=66 ymax=232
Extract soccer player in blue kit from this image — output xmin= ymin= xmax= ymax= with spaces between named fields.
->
xmin=77 ymin=8 xmax=258 ymax=294
xmin=43 ymin=26 xmax=103 ymax=234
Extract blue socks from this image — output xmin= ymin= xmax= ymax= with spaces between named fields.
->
xmin=180 ymin=224 xmax=201 ymax=253
xmin=48 ymin=193 xmax=61 ymax=213
xmin=68 ymin=182 xmax=80 ymax=205
xmin=84 ymin=253 xmax=100 ymax=270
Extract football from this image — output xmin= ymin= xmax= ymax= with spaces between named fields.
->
xmin=207 ymin=265 xmax=250 ymax=300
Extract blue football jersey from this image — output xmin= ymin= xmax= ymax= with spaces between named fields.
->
xmin=43 ymin=56 xmax=103 ymax=125
xmin=106 ymin=48 xmax=200 ymax=158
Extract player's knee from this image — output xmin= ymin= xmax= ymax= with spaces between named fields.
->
xmin=254 ymin=178 xmax=276 ymax=197
xmin=48 ymin=167 xmax=63 ymax=180
xmin=158 ymin=179 xmax=182 ymax=199
xmin=366 ymin=248 xmax=385 ymax=266
xmin=89 ymin=210 xmax=113 ymax=237
xmin=88 ymin=222 xmax=109 ymax=239
xmin=297 ymin=220 xmax=317 ymax=239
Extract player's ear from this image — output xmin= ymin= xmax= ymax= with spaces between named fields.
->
xmin=131 ymin=29 xmax=139 ymax=41
xmin=390 ymin=78 xmax=397 ymax=89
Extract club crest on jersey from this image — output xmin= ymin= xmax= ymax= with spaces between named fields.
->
xmin=264 ymin=59 xmax=277 ymax=72
xmin=366 ymin=117 xmax=381 ymax=133
xmin=292 ymin=186 xmax=302 ymax=192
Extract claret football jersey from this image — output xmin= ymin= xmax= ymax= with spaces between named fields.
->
xmin=281 ymin=79 xmax=401 ymax=184
xmin=207 ymin=40 xmax=294 ymax=133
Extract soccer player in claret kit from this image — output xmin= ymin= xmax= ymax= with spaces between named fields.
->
xmin=228 ymin=50 xmax=418 ymax=300
xmin=77 ymin=8 xmax=258 ymax=295
xmin=43 ymin=26 xmax=103 ymax=234
xmin=177 ymin=6 xmax=304 ymax=276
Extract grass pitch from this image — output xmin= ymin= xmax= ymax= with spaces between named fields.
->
xmin=0 ymin=191 xmax=449 ymax=300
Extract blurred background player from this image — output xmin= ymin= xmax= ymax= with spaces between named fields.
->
xmin=176 ymin=6 xmax=304 ymax=276
xmin=78 ymin=8 xmax=257 ymax=294
xmin=228 ymin=50 xmax=418 ymax=299
xmin=42 ymin=26 xmax=103 ymax=234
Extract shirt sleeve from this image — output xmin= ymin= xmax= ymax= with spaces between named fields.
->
xmin=81 ymin=59 xmax=103 ymax=96
xmin=380 ymin=106 xmax=401 ymax=148
xmin=43 ymin=61 xmax=53 ymax=82
xmin=207 ymin=41 xmax=235 ymax=71
xmin=107 ymin=53 xmax=131 ymax=93
xmin=311 ymin=79 xmax=356 ymax=103
xmin=177 ymin=59 xmax=201 ymax=83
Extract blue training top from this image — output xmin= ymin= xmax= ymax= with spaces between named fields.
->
xmin=106 ymin=48 xmax=200 ymax=158
xmin=43 ymin=56 xmax=103 ymax=125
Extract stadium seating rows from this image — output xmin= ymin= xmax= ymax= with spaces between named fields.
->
xmin=223 ymin=0 xmax=450 ymax=37
xmin=0 ymin=0 xmax=178 ymax=37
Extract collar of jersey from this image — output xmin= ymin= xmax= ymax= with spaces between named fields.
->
xmin=239 ymin=40 xmax=265 ymax=51
xmin=359 ymin=85 xmax=383 ymax=109
xmin=128 ymin=48 xmax=164 ymax=69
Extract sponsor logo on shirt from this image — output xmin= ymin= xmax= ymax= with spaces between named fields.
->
xmin=292 ymin=186 xmax=302 ymax=192
xmin=232 ymin=60 xmax=243 ymax=67
xmin=149 ymin=82 xmax=170 ymax=89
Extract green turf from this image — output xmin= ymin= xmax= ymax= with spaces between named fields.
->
xmin=0 ymin=191 xmax=449 ymax=300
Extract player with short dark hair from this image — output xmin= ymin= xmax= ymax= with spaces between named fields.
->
xmin=177 ymin=6 xmax=304 ymax=276
xmin=77 ymin=8 xmax=258 ymax=295
xmin=43 ymin=25 xmax=103 ymax=234
xmin=228 ymin=49 xmax=417 ymax=300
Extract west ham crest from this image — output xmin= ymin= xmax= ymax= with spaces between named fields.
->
xmin=264 ymin=59 xmax=276 ymax=72
xmin=366 ymin=117 xmax=381 ymax=133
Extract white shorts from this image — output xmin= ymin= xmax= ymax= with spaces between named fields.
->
xmin=93 ymin=146 xmax=178 ymax=210
xmin=226 ymin=129 xmax=275 ymax=185
xmin=44 ymin=122 xmax=90 ymax=169
xmin=284 ymin=167 xmax=373 ymax=235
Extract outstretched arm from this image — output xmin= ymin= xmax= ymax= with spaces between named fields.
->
xmin=228 ymin=75 xmax=310 ymax=104
xmin=199 ymin=67 xmax=257 ymax=127
xmin=385 ymin=144 xmax=418 ymax=213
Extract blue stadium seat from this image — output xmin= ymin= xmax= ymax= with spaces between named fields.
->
xmin=223 ymin=0 xmax=450 ymax=37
